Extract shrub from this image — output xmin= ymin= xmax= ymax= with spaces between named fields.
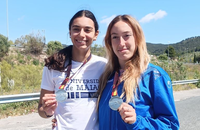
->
xmin=32 ymin=59 xmax=39 ymax=66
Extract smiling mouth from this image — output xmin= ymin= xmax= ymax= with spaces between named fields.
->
xmin=76 ymin=40 xmax=86 ymax=44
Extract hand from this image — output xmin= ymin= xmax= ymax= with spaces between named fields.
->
xmin=52 ymin=118 xmax=57 ymax=129
xmin=118 ymin=102 xmax=136 ymax=124
xmin=42 ymin=94 xmax=58 ymax=116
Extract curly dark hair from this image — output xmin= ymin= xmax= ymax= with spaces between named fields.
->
xmin=44 ymin=45 xmax=72 ymax=71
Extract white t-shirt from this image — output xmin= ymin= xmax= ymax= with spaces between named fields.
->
xmin=41 ymin=55 xmax=107 ymax=130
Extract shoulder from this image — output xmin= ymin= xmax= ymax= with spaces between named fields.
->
xmin=142 ymin=63 xmax=170 ymax=80
xmin=43 ymin=66 xmax=62 ymax=75
xmin=140 ymin=63 xmax=173 ymax=94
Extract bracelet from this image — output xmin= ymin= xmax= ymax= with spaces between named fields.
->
xmin=44 ymin=111 xmax=53 ymax=117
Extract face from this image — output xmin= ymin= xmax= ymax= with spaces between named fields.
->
xmin=110 ymin=21 xmax=136 ymax=67
xmin=70 ymin=17 xmax=99 ymax=51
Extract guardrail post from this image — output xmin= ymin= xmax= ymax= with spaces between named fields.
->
xmin=0 ymin=67 xmax=1 ymax=88
xmin=0 ymin=67 xmax=2 ymax=95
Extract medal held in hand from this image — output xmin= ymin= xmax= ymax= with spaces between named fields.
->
xmin=56 ymin=89 xmax=68 ymax=102
xmin=109 ymin=95 xmax=123 ymax=111
xmin=109 ymin=71 xmax=123 ymax=111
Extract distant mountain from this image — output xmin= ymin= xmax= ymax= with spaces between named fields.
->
xmin=147 ymin=36 xmax=200 ymax=55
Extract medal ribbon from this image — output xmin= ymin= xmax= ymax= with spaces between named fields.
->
xmin=59 ymin=53 xmax=92 ymax=89
xmin=111 ymin=71 xmax=123 ymax=97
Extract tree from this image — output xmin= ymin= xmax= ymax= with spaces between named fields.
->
xmin=194 ymin=53 xmax=197 ymax=63
xmin=47 ymin=41 xmax=63 ymax=55
xmin=91 ymin=44 xmax=106 ymax=57
xmin=0 ymin=34 xmax=10 ymax=60
xmin=158 ymin=54 xmax=168 ymax=60
xmin=165 ymin=46 xmax=176 ymax=59
xmin=196 ymin=55 xmax=200 ymax=63
xmin=8 ymin=40 xmax=14 ymax=45
xmin=62 ymin=44 xmax=67 ymax=48
xmin=14 ymin=31 xmax=45 ymax=55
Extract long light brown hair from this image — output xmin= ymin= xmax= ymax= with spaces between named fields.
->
xmin=97 ymin=15 xmax=150 ymax=107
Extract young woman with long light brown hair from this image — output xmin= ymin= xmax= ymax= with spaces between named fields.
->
xmin=97 ymin=15 xmax=179 ymax=130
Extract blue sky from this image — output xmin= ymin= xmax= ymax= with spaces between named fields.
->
xmin=0 ymin=0 xmax=200 ymax=46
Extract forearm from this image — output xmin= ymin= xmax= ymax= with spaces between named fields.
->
xmin=38 ymin=103 xmax=53 ymax=118
xmin=38 ymin=89 xmax=55 ymax=118
xmin=125 ymin=115 xmax=179 ymax=130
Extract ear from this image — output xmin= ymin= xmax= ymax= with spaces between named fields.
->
xmin=93 ymin=30 xmax=99 ymax=41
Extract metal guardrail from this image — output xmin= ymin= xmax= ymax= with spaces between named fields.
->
xmin=0 ymin=93 xmax=40 ymax=104
xmin=172 ymin=79 xmax=199 ymax=85
xmin=0 ymin=79 xmax=199 ymax=104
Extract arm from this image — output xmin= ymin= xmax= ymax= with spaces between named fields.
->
xmin=38 ymin=89 xmax=57 ymax=118
xmin=124 ymin=74 xmax=179 ymax=130
xmin=38 ymin=67 xmax=58 ymax=118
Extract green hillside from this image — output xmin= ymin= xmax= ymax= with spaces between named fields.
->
xmin=147 ymin=36 xmax=200 ymax=55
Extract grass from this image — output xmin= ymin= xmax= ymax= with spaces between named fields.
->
xmin=0 ymin=101 xmax=39 ymax=119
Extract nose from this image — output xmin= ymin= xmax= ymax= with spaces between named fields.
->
xmin=79 ymin=29 xmax=85 ymax=37
xmin=119 ymin=37 xmax=126 ymax=47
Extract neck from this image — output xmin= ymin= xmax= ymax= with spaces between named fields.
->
xmin=119 ymin=60 xmax=125 ymax=70
xmin=72 ymin=47 xmax=91 ymax=62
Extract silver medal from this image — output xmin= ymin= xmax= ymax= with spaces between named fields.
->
xmin=109 ymin=96 xmax=123 ymax=111
xmin=55 ymin=89 xmax=68 ymax=102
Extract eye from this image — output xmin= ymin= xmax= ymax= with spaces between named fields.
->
xmin=85 ymin=28 xmax=92 ymax=33
xmin=84 ymin=27 xmax=93 ymax=33
xmin=125 ymin=34 xmax=131 ymax=37
xmin=112 ymin=36 xmax=119 ymax=39
xmin=123 ymin=34 xmax=132 ymax=40
xmin=73 ymin=28 xmax=80 ymax=32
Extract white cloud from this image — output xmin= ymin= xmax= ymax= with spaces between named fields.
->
xmin=100 ymin=15 xmax=116 ymax=26
xmin=18 ymin=15 xmax=25 ymax=21
xmin=101 ymin=34 xmax=105 ymax=38
xmin=139 ymin=10 xmax=167 ymax=23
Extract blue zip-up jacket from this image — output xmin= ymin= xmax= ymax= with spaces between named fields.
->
xmin=99 ymin=63 xmax=179 ymax=130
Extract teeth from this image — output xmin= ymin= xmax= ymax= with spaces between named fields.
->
xmin=77 ymin=40 xmax=85 ymax=43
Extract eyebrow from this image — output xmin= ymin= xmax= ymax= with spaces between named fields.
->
xmin=72 ymin=25 xmax=93 ymax=29
xmin=111 ymin=31 xmax=131 ymax=35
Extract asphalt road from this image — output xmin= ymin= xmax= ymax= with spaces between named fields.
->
xmin=0 ymin=88 xmax=200 ymax=130
xmin=175 ymin=96 xmax=200 ymax=130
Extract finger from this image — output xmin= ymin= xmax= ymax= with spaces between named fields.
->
xmin=53 ymin=123 xmax=57 ymax=127
xmin=52 ymin=123 xmax=56 ymax=129
xmin=44 ymin=103 xmax=57 ymax=115
xmin=52 ymin=121 xmax=57 ymax=127
xmin=52 ymin=118 xmax=57 ymax=129
xmin=119 ymin=106 xmax=129 ymax=114
xmin=118 ymin=104 xmax=136 ymax=122
xmin=42 ymin=94 xmax=56 ymax=101
xmin=124 ymin=116 xmax=135 ymax=124
xmin=43 ymin=98 xmax=57 ymax=110
xmin=118 ymin=103 xmax=125 ymax=112
xmin=45 ymin=99 xmax=57 ymax=105
xmin=42 ymin=97 xmax=55 ymax=107
xmin=52 ymin=118 xmax=57 ymax=123
xmin=122 ymin=109 xmax=136 ymax=124
xmin=44 ymin=93 xmax=56 ymax=97
xmin=42 ymin=96 xmax=56 ymax=103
